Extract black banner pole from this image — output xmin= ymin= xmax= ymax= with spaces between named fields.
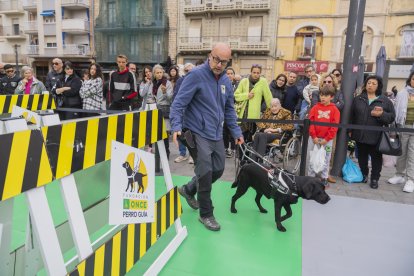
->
xmin=331 ymin=0 xmax=366 ymax=176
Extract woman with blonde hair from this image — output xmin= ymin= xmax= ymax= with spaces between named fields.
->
xmin=15 ymin=66 xmax=46 ymax=94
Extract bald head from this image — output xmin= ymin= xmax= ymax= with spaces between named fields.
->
xmin=209 ymin=42 xmax=231 ymax=76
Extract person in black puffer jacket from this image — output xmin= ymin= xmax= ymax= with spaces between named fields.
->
xmin=55 ymin=61 xmax=82 ymax=120
xmin=263 ymin=73 xmax=287 ymax=112
xmin=351 ymin=75 xmax=395 ymax=189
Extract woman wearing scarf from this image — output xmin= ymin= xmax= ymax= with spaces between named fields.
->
xmin=140 ymin=64 xmax=173 ymax=158
xmin=234 ymin=64 xmax=272 ymax=142
xmin=15 ymin=66 xmax=46 ymax=95
xmin=388 ymin=71 xmax=414 ymax=193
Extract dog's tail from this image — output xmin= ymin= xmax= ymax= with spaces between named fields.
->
xmin=231 ymin=167 xmax=243 ymax=188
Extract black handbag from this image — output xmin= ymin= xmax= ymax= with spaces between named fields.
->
xmin=377 ymin=123 xmax=402 ymax=156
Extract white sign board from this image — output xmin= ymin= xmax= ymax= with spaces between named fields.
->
xmin=11 ymin=106 xmax=41 ymax=127
xmin=388 ymin=65 xmax=412 ymax=78
xmin=109 ymin=141 xmax=155 ymax=225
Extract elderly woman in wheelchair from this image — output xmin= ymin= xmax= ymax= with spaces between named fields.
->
xmin=252 ymin=98 xmax=294 ymax=162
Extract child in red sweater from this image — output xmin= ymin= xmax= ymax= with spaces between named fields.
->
xmin=308 ymin=86 xmax=341 ymax=185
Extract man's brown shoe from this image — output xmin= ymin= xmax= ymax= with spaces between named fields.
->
xmin=199 ymin=216 xmax=221 ymax=231
xmin=178 ymin=186 xmax=199 ymax=210
xmin=327 ymin=176 xmax=337 ymax=183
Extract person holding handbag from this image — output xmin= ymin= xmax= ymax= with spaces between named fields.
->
xmin=388 ymin=71 xmax=414 ymax=192
xmin=234 ymin=64 xmax=273 ymax=142
xmin=351 ymin=75 xmax=396 ymax=189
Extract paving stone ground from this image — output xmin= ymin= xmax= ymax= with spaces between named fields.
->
xmin=166 ymin=144 xmax=414 ymax=206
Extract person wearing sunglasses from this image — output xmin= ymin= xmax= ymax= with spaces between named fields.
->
xmin=45 ymin=58 xmax=65 ymax=94
xmin=331 ymin=69 xmax=342 ymax=85
xmin=170 ymin=42 xmax=244 ymax=231
xmin=0 ymin=64 xmax=21 ymax=95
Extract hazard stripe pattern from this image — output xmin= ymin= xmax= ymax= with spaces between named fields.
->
xmin=0 ymin=94 xmax=56 ymax=114
xmin=42 ymin=110 xmax=167 ymax=179
xmin=0 ymin=110 xmax=166 ymax=202
xmin=68 ymin=187 xmax=182 ymax=276
xmin=0 ymin=130 xmax=53 ymax=201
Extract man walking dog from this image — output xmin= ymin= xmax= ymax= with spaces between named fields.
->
xmin=170 ymin=43 xmax=244 ymax=231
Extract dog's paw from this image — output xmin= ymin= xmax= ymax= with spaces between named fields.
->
xmin=259 ymin=208 xmax=268 ymax=213
xmin=230 ymin=207 xmax=237 ymax=213
xmin=276 ymin=224 xmax=286 ymax=232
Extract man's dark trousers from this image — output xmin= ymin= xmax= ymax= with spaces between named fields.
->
xmin=182 ymin=133 xmax=225 ymax=218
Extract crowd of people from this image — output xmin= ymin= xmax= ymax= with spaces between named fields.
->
xmin=0 ymin=46 xmax=413 ymax=231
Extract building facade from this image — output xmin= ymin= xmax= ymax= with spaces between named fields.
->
xmin=19 ymin=0 xmax=93 ymax=81
xmin=94 ymin=0 xmax=170 ymax=70
xmin=176 ymin=0 xmax=278 ymax=80
xmin=0 ymin=0 xmax=28 ymax=67
xmin=275 ymin=0 xmax=414 ymax=90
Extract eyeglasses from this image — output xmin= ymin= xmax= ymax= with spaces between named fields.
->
xmin=5 ymin=70 xmax=14 ymax=73
xmin=53 ymin=63 xmax=60 ymax=65
xmin=324 ymin=80 xmax=332 ymax=84
xmin=334 ymin=73 xmax=341 ymax=77
xmin=211 ymin=55 xmax=229 ymax=66
xmin=252 ymin=64 xmax=262 ymax=68
xmin=305 ymin=70 xmax=314 ymax=73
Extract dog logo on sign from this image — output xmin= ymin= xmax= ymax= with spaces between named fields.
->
xmin=122 ymin=152 xmax=147 ymax=193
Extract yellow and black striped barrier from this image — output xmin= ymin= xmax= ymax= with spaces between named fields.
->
xmin=0 ymin=110 xmax=167 ymax=201
xmin=0 ymin=129 xmax=53 ymax=201
xmin=42 ymin=110 xmax=167 ymax=179
xmin=0 ymin=94 xmax=56 ymax=114
xmin=68 ymin=187 xmax=182 ymax=276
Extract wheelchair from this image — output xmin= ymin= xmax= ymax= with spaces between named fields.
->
xmin=237 ymin=128 xmax=302 ymax=175
xmin=263 ymin=129 xmax=302 ymax=174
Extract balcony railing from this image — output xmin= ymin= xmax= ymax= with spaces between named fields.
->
xmin=294 ymin=45 xmax=322 ymax=61
xmin=63 ymin=44 xmax=91 ymax=56
xmin=61 ymin=0 xmax=89 ymax=8
xmin=27 ymin=45 xmax=39 ymax=55
xmin=0 ymin=26 xmax=26 ymax=39
xmin=0 ymin=0 xmax=24 ymax=13
xmin=61 ymin=19 xmax=90 ymax=33
xmin=96 ymin=16 xmax=167 ymax=30
xmin=183 ymin=0 xmax=270 ymax=14
xmin=22 ymin=0 xmax=37 ymax=10
xmin=178 ymin=36 xmax=270 ymax=53
xmin=396 ymin=45 xmax=414 ymax=59
xmin=24 ymin=21 xmax=38 ymax=33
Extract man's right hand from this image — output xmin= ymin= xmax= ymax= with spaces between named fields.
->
xmin=173 ymin=131 xmax=181 ymax=148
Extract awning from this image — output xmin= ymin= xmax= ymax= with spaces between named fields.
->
xmin=40 ymin=10 xmax=55 ymax=16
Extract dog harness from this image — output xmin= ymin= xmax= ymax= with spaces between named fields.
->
xmin=238 ymin=144 xmax=298 ymax=196
xmin=268 ymin=169 xmax=298 ymax=197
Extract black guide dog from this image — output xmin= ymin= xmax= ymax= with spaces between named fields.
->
xmin=231 ymin=163 xmax=330 ymax=232
xmin=122 ymin=162 xmax=146 ymax=193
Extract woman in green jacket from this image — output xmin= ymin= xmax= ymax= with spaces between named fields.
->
xmin=234 ymin=64 xmax=272 ymax=141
